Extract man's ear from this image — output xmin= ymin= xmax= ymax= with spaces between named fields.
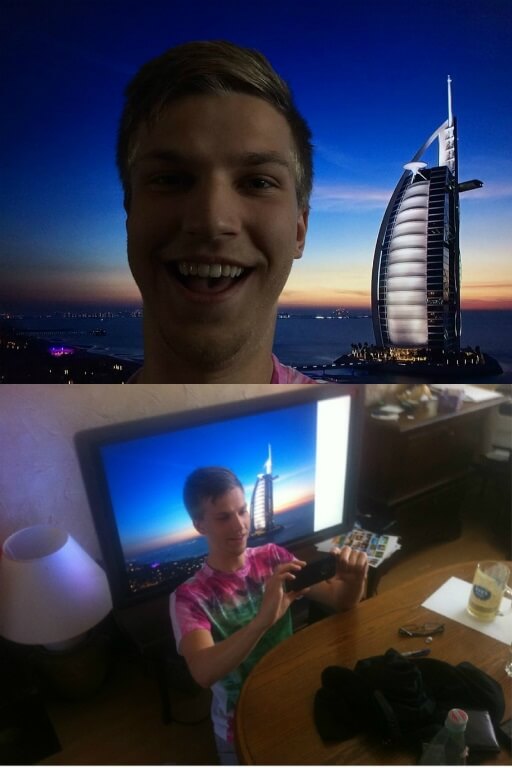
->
xmin=294 ymin=206 xmax=309 ymax=260
xmin=194 ymin=518 xmax=206 ymax=535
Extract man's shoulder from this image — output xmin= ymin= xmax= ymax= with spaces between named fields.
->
xmin=173 ymin=561 xmax=208 ymax=598
xmin=271 ymin=354 xmax=319 ymax=384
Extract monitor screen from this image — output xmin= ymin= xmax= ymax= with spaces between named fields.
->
xmin=75 ymin=386 xmax=362 ymax=608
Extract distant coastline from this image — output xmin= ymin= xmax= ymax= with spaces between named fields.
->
xmin=1 ymin=307 xmax=511 ymax=381
xmin=275 ymin=308 xmax=512 ymax=376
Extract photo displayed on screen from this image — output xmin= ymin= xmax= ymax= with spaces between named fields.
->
xmin=99 ymin=395 xmax=352 ymax=596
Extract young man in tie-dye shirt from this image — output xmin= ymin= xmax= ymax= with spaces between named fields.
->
xmin=170 ymin=467 xmax=368 ymax=764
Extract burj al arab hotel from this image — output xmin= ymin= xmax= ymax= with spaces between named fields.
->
xmin=249 ymin=445 xmax=283 ymax=539
xmin=372 ymin=76 xmax=481 ymax=354
xmin=295 ymin=77 xmax=502 ymax=380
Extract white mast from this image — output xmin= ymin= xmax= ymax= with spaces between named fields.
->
xmin=264 ymin=444 xmax=272 ymax=475
xmin=447 ymin=75 xmax=453 ymax=128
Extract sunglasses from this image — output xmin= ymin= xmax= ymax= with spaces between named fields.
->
xmin=398 ymin=623 xmax=445 ymax=638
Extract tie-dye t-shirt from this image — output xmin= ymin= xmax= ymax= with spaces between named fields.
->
xmin=170 ymin=543 xmax=294 ymax=742
xmin=270 ymin=354 xmax=318 ymax=384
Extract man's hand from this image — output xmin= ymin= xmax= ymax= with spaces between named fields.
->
xmin=180 ymin=558 xmax=307 ymax=690
xmin=308 ymin=545 xmax=368 ymax=612
xmin=256 ymin=559 xmax=307 ymax=631
xmin=332 ymin=545 xmax=368 ymax=586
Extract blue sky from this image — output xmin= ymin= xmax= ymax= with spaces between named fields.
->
xmin=1 ymin=0 xmax=511 ymax=311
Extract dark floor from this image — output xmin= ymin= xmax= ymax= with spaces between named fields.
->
xmin=38 ymin=500 xmax=508 ymax=766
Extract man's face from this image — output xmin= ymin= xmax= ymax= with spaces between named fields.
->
xmin=126 ymin=92 xmax=308 ymax=370
xmin=194 ymin=486 xmax=250 ymax=560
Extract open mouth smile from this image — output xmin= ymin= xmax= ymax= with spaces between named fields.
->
xmin=165 ymin=260 xmax=253 ymax=299
xmin=178 ymin=261 xmax=245 ymax=278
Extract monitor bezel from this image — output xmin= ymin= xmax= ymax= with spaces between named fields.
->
xmin=75 ymin=385 xmax=363 ymax=609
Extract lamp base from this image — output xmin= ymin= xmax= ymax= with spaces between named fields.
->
xmin=33 ymin=632 xmax=111 ymax=699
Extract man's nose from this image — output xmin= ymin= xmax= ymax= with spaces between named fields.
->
xmin=182 ymin=177 xmax=241 ymax=239
xmin=232 ymin=517 xmax=246 ymax=534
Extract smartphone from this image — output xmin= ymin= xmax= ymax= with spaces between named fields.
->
xmin=286 ymin=554 xmax=336 ymax=592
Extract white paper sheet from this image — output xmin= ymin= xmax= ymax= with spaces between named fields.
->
xmin=430 ymin=384 xmax=502 ymax=402
xmin=421 ymin=576 xmax=512 ymax=645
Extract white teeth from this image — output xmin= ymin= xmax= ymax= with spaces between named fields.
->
xmin=209 ymin=264 xmax=222 ymax=278
xmin=176 ymin=262 xmax=245 ymax=278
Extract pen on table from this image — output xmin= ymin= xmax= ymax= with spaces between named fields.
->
xmin=401 ymin=649 xmax=431 ymax=658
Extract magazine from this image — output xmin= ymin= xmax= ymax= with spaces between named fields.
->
xmin=316 ymin=525 xmax=401 ymax=568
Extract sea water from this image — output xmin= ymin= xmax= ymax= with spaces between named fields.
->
xmin=274 ymin=310 xmax=512 ymax=372
xmin=14 ymin=309 xmax=512 ymax=373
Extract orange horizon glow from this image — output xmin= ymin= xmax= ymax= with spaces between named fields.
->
xmin=3 ymin=268 xmax=511 ymax=311
xmin=4 ymin=288 xmax=510 ymax=311
xmin=460 ymin=279 xmax=512 ymax=310
xmin=5 ymin=291 xmax=510 ymax=312
xmin=279 ymin=295 xmax=512 ymax=311
xmin=125 ymin=499 xmax=317 ymax=556
xmin=125 ymin=522 xmax=199 ymax=555
xmin=274 ymin=492 xmax=315 ymax=514
xmin=280 ymin=264 xmax=512 ymax=310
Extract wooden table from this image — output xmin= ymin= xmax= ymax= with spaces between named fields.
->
xmin=235 ymin=562 xmax=512 ymax=765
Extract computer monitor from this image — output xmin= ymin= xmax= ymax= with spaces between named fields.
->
xmin=75 ymin=385 xmax=363 ymax=608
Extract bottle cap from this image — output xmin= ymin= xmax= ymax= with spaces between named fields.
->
xmin=446 ymin=708 xmax=468 ymax=732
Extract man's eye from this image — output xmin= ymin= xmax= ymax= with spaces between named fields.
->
xmin=150 ymin=173 xmax=190 ymax=188
xmin=244 ymin=177 xmax=276 ymax=190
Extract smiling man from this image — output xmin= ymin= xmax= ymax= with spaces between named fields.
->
xmin=170 ymin=467 xmax=368 ymax=764
xmin=116 ymin=40 xmax=316 ymax=383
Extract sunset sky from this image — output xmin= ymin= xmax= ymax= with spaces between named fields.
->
xmin=1 ymin=0 xmax=511 ymax=312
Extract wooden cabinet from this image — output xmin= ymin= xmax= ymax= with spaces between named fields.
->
xmin=357 ymin=398 xmax=503 ymax=549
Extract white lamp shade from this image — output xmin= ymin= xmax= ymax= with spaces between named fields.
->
xmin=0 ymin=525 xmax=113 ymax=646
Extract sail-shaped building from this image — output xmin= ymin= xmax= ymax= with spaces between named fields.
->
xmin=294 ymin=77 xmax=502 ymax=380
xmin=250 ymin=445 xmax=281 ymax=537
xmin=372 ymin=76 xmax=481 ymax=355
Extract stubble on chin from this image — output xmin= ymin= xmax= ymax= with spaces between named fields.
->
xmin=135 ymin=253 xmax=286 ymax=375
xmin=145 ymin=306 xmax=266 ymax=374
xmin=170 ymin=326 xmax=250 ymax=371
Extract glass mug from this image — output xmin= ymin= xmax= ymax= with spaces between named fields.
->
xmin=467 ymin=561 xmax=512 ymax=622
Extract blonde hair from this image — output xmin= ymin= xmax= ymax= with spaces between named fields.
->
xmin=116 ymin=40 xmax=313 ymax=211
xmin=183 ymin=466 xmax=244 ymax=523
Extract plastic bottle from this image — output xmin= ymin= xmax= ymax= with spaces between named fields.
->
xmin=419 ymin=708 xmax=469 ymax=765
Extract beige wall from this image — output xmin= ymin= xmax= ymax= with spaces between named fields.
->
xmin=364 ymin=384 xmax=398 ymax=405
